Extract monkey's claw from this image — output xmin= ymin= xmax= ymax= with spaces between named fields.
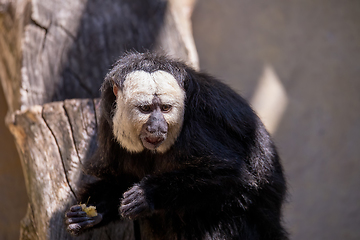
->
xmin=65 ymin=205 xmax=102 ymax=235
xmin=120 ymin=184 xmax=150 ymax=220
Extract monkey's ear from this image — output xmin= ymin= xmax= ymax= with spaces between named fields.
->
xmin=113 ymin=84 xmax=119 ymax=98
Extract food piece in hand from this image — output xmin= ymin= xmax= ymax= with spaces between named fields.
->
xmin=80 ymin=204 xmax=98 ymax=217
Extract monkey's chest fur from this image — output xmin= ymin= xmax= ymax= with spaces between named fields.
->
xmin=112 ymin=149 xmax=211 ymax=239
xmin=120 ymin=149 xmax=179 ymax=180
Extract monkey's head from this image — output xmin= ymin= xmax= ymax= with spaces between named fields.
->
xmin=104 ymin=53 xmax=187 ymax=153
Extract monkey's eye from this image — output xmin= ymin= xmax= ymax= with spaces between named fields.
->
xmin=161 ymin=104 xmax=172 ymax=112
xmin=139 ymin=105 xmax=152 ymax=113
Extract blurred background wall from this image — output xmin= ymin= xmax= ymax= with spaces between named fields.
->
xmin=192 ymin=0 xmax=360 ymax=239
xmin=0 ymin=83 xmax=28 ymax=240
xmin=0 ymin=0 xmax=359 ymax=239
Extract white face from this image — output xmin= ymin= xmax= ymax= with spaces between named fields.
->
xmin=112 ymin=70 xmax=185 ymax=153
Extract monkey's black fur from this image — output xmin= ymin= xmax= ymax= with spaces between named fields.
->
xmin=72 ymin=52 xmax=288 ymax=239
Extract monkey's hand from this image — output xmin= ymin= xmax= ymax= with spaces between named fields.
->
xmin=65 ymin=205 xmax=103 ymax=235
xmin=120 ymin=184 xmax=151 ymax=220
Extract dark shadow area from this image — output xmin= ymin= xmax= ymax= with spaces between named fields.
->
xmin=53 ymin=0 xmax=168 ymax=101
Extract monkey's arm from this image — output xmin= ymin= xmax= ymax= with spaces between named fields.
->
xmin=120 ymin=159 xmax=257 ymax=219
xmin=120 ymin=150 xmax=285 ymax=221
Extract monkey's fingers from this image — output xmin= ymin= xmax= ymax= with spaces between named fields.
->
xmin=70 ymin=205 xmax=83 ymax=212
xmin=67 ymin=220 xmax=95 ymax=235
xmin=66 ymin=216 xmax=91 ymax=224
xmin=122 ymin=193 xmax=141 ymax=206
xmin=122 ymin=193 xmax=136 ymax=205
xmin=66 ymin=211 xmax=87 ymax=218
xmin=120 ymin=201 xmax=141 ymax=214
xmin=66 ymin=214 xmax=102 ymax=235
xmin=120 ymin=200 xmax=149 ymax=219
xmin=123 ymin=185 xmax=143 ymax=199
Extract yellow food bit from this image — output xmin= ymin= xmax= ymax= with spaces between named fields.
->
xmin=80 ymin=204 xmax=98 ymax=217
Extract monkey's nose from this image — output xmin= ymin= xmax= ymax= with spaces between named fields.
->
xmin=146 ymin=122 xmax=168 ymax=134
xmin=146 ymin=126 xmax=167 ymax=134
xmin=146 ymin=125 xmax=156 ymax=133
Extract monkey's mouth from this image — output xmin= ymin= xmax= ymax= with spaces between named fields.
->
xmin=142 ymin=136 xmax=165 ymax=150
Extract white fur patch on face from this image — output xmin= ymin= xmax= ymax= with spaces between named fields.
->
xmin=112 ymin=70 xmax=185 ymax=153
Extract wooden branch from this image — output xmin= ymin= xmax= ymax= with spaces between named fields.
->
xmin=9 ymin=99 xmax=134 ymax=240
xmin=1 ymin=0 xmax=198 ymax=239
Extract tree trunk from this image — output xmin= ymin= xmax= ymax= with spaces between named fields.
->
xmin=0 ymin=0 xmax=198 ymax=239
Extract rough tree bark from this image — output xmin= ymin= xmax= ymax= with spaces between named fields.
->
xmin=0 ymin=0 xmax=198 ymax=239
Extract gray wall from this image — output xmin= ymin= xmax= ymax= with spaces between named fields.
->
xmin=192 ymin=0 xmax=360 ymax=239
